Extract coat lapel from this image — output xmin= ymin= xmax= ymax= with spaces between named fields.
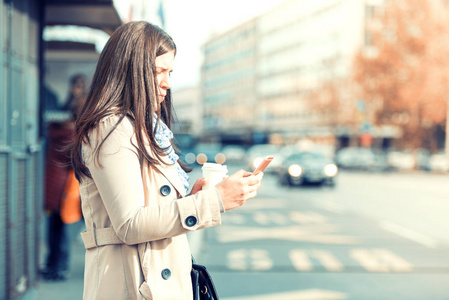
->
xmin=151 ymin=151 xmax=187 ymax=198
xmin=133 ymin=129 xmax=188 ymax=198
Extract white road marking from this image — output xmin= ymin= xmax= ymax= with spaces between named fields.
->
xmin=222 ymin=289 xmax=348 ymax=300
xmin=222 ymin=213 xmax=246 ymax=224
xmin=373 ymin=248 xmax=413 ymax=272
xmin=289 ymin=249 xmax=344 ymax=272
xmin=228 ymin=249 xmax=247 ymax=271
xmin=313 ymin=249 xmax=344 ymax=272
xmin=350 ymin=248 xmax=413 ymax=272
xmin=253 ymin=211 xmax=288 ymax=225
xmin=380 ymin=220 xmax=438 ymax=249
xmin=217 ymin=225 xmax=359 ymax=244
xmin=289 ymin=250 xmax=312 ymax=271
xmin=290 ymin=211 xmax=328 ymax=224
xmin=228 ymin=249 xmax=273 ymax=271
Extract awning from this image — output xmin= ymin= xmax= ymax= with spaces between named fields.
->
xmin=45 ymin=0 xmax=122 ymax=35
xmin=45 ymin=40 xmax=97 ymax=52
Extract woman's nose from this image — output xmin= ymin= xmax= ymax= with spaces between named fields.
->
xmin=159 ymin=74 xmax=171 ymax=90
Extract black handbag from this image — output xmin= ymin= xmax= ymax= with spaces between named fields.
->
xmin=191 ymin=259 xmax=219 ymax=300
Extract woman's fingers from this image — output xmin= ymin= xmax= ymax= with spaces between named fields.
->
xmin=247 ymin=190 xmax=257 ymax=199
xmin=190 ymin=177 xmax=206 ymax=195
xmin=218 ymin=169 xmax=264 ymax=211
xmin=244 ymin=172 xmax=263 ymax=186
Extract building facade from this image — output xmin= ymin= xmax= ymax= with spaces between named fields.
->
xmin=201 ymin=18 xmax=258 ymax=144
xmin=202 ymin=0 xmax=383 ymax=145
xmin=172 ymin=86 xmax=202 ymax=136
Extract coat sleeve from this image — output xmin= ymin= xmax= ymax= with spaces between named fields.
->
xmin=84 ymin=117 xmax=221 ymax=244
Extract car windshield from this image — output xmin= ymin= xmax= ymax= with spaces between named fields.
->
xmin=288 ymin=152 xmax=325 ymax=161
xmin=248 ymin=144 xmax=279 ymax=155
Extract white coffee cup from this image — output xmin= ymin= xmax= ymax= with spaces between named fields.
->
xmin=202 ymin=163 xmax=228 ymax=190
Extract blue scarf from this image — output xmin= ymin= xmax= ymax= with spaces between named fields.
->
xmin=153 ymin=115 xmax=190 ymax=194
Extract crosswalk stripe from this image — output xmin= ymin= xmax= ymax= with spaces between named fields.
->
xmin=228 ymin=249 xmax=247 ymax=271
xmin=227 ymin=248 xmax=413 ymax=273
xmin=289 ymin=250 xmax=312 ymax=271
xmin=227 ymin=249 xmax=273 ymax=271
xmin=349 ymin=248 xmax=413 ymax=272
xmin=372 ymin=248 xmax=413 ymax=272
xmin=313 ymin=250 xmax=344 ymax=272
xmin=350 ymin=248 xmax=389 ymax=272
xmin=252 ymin=211 xmax=289 ymax=225
xmin=290 ymin=211 xmax=328 ymax=224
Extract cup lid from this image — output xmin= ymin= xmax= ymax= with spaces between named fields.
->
xmin=202 ymin=162 xmax=227 ymax=172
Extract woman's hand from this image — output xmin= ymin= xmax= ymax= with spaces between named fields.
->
xmin=190 ymin=177 xmax=207 ymax=195
xmin=215 ymin=170 xmax=263 ymax=211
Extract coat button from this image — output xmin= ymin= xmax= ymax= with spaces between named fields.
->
xmin=161 ymin=268 xmax=171 ymax=280
xmin=160 ymin=185 xmax=171 ymax=196
xmin=185 ymin=215 xmax=197 ymax=227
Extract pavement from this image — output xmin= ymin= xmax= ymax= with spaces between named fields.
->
xmin=35 ymin=218 xmax=204 ymax=300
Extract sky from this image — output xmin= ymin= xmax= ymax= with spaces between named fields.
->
xmin=162 ymin=0 xmax=287 ymax=90
xmin=111 ymin=0 xmax=288 ymax=89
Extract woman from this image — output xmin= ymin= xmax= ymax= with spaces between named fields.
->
xmin=72 ymin=21 xmax=263 ymax=300
xmin=41 ymin=74 xmax=86 ymax=281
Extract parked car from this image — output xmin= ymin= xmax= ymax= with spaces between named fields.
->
xmin=245 ymin=144 xmax=281 ymax=173
xmin=415 ymin=148 xmax=431 ymax=171
xmin=221 ymin=145 xmax=246 ymax=163
xmin=336 ymin=147 xmax=388 ymax=171
xmin=429 ymin=152 xmax=449 ymax=172
xmin=278 ymin=151 xmax=338 ymax=186
xmin=387 ymin=151 xmax=416 ymax=171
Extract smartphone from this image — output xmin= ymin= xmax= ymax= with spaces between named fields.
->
xmin=253 ymin=155 xmax=274 ymax=175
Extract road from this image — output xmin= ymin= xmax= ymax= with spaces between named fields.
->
xmin=192 ymin=165 xmax=449 ymax=299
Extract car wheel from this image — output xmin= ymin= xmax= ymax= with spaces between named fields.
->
xmin=324 ymin=179 xmax=335 ymax=187
xmin=279 ymin=176 xmax=288 ymax=186
xmin=288 ymin=176 xmax=302 ymax=187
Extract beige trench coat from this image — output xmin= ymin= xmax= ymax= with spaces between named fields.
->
xmin=79 ymin=115 xmax=222 ymax=300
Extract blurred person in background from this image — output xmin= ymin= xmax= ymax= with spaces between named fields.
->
xmin=40 ymin=74 xmax=86 ymax=281
xmin=63 ymin=74 xmax=87 ymax=120
xmin=71 ymin=21 xmax=263 ymax=299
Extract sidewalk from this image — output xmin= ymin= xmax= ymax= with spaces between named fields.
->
xmin=35 ymin=220 xmax=204 ymax=300
xmin=36 ymin=220 xmax=85 ymax=300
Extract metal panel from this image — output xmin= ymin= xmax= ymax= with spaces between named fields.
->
xmin=0 ymin=0 xmax=8 ymax=146
xmin=10 ymin=62 xmax=25 ymax=150
xmin=29 ymin=151 xmax=43 ymax=285
xmin=1 ymin=0 xmax=7 ymax=52
xmin=25 ymin=65 xmax=39 ymax=146
xmin=0 ymin=153 xmax=9 ymax=300
xmin=0 ymin=63 xmax=6 ymax=145
xmin=1 ymin=1 xmax=11 ymax=299
xmin=11 ymin=0 xmax=26 ymax=59
xmin=2 ymin=0 xmax=43 ymax=299
xmin=10 ymin=155 xmax=27 ymax=298
xmin=25 ymin=149 xmax=43 ymax=287
xmin=25 ymin=0 xmax=40 ymax=147
xmin=27 ymin=0 xmax=38 ymax=63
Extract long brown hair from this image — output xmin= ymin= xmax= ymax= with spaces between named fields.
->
xmin=72 ymin=21 xmax=182 ymax=181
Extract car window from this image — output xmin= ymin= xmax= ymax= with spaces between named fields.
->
xmin=288 ymin=152 xmax=324 ymax=161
